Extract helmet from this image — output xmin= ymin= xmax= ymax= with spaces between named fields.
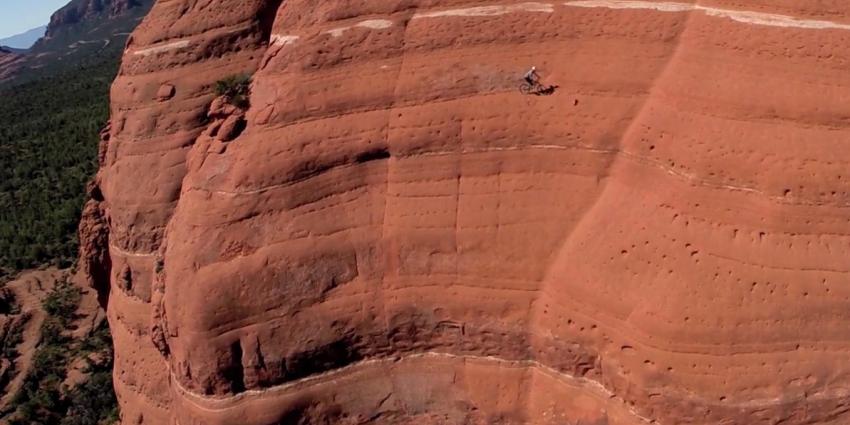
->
xmin=531 ymin=66 xmax=536 ymax=71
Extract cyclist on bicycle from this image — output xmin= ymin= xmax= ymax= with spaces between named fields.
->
xmin=524 ymin=66 xmax=540 ymax=86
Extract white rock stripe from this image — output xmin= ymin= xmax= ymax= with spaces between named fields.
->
xmin=270 ymin=34 xmax=299 ymax=46
xmin=700 ymin=6 xmax=850 ymax=30
xmin=564 ymin=1 xmax=850 ymax=31
xmin=565 ymin=0 xmax=690 ymax=12
xmin=170 ymin=351 xmax=657 ymax=423
xmin=412 ymin=2 xmax=555 ymax=19
xmin=132 ymin=40 xmax=191 ymax=56
xmin=326 ymin=19 xmax=394 ymax=37
xmin=108 ymin=243 xmax=156 ymax=257
xmin=256 ymin=0 xmax=850 ymax=51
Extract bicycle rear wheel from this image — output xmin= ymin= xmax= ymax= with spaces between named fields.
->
xmin=519 ymin=83 xmax=533 ymax=95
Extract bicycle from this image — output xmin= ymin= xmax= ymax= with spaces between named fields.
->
xmin=519 ymin=79 xmax=546 ymax=95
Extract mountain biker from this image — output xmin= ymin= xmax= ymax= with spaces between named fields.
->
xmin=524 ymin=66 xmax=540 ymax=86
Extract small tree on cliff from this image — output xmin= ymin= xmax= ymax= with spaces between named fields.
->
xmin=214 ymin=74 xmax=252 ymax=109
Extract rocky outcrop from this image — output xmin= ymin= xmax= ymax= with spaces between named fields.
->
xmin=90 ymin=1 xmax=850 ymax=424
xmin=78 ymin=125 xmax=113 ymax=308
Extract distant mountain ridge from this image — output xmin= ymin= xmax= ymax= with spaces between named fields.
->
xmin=33 ymin=0 xmax=152 ymax=54
xmin=44 ymin=0 xmax=144 ymax=39
xmin=0 ymin=0 xmax=153 ymax=84
xmin=0 ymin=0 xmax=144 ymax=53
xmin=0 ymin=26 xmax=46 ymax=50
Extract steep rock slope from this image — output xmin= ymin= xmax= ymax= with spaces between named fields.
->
xmin=88 ymin=1 xmax=850 ymax=424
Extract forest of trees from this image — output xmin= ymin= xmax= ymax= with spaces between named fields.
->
xmin=0 ymin=3 xmax=155 ymax=423
xmin=0 ymin=49 xmax=116 ymax=279
xmin=0 ymin=49 xmax=121 ymax=421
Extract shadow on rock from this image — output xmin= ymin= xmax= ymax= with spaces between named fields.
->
xmin=534 ymin=84 xmax=559 ymax=96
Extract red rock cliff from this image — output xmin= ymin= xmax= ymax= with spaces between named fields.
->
xmin=85 ymin=1 xmax=850 ymax=424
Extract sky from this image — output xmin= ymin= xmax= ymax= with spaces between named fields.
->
xmin=0 ymin=0 xmax=69 ymax=39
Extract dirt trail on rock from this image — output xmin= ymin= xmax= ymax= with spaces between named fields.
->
xmin=0 ymin=268 xmax=104 ymax=412
xmin=0 ymin=268 xmax=63 ymax=409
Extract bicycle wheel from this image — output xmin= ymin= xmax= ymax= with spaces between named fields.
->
xmin=519 ymin=83 xmax=533 ymax=95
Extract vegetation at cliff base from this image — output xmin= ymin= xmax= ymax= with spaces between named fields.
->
xmin=6 ymin=281 xmax=118 ymax=425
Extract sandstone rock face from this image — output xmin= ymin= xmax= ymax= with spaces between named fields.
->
xmin=87 ymin=1 xmax=850 ymax=424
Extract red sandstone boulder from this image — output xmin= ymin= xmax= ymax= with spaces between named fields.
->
xmin=155 ymin=83 xmax=176 ymax=101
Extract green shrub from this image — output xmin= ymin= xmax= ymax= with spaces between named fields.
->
xmin=43 ymin=282 xmax=82 ymax=320
xmin=60 ymin=357 xmax=119 ymax=425
xmin=77 ymin=321 xmax=112 ymax=355
xmin=214 ymin=74 xmax=252 ymax=109
xmin=2 ymin=313 xmax=28 ymax=359
xmin=0 ymin=286 xmax=17 ymax=314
